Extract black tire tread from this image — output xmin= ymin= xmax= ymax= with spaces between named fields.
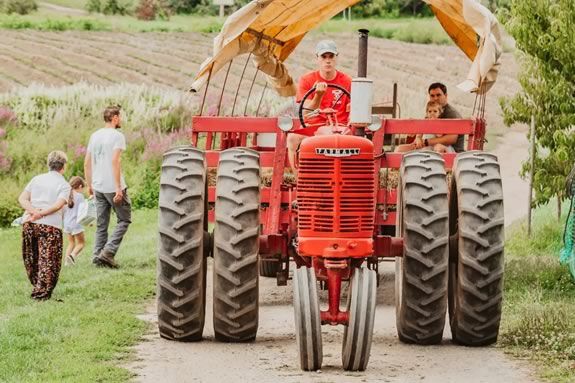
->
xmin=293 ymin=266 xmax=322 ymax=371
xmin=450 ymin=151 xmax=504 ymax=346
xmin=396 ymin=151 xmax=449 ymax=345
xmin=213 ymin=147 xmax=260 ymax=342
xmin=342 ymin=267 xmax=377 ymax=371
xmin=157 ymin=146 xmax=207 ymax=342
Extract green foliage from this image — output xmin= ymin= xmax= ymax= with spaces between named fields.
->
xmin=480 ymin=0 xmax=510 ymax=12
xmin=0 ymin=195 xmax=21 ymax=227
xmin=502 ymin=203 xmax=575 ymax=381
xmin=502 ymin=303 xmax=575 ymax=361
xmin=0 ymin=209 xmax=157 ymax=381
xmin=0 ymin=14 xmax=108 ymax=29
xmin=351 ymin=0 xmax=432 ymax=18
xmin=0 ymin=83 xmax=195 ymax=227
xmin=0 ymin=0 xmax=37 ymax=15
xmin=85 ymin=0 xmax=131 ymax=14
xmin=131 ymin=159 xmax=160 ymax=209
xmin=85 ymin=0 xmax=101 ymax=13
xmin=500 ymin=0 xmax=575 ymax=208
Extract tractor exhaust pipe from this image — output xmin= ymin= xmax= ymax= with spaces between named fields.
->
xmin=358 ymin=29 xmax=369 ymax=77
xmin=350 ymin=29 xmax=373 ymax=135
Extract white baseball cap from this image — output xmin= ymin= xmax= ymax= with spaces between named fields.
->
xmin=315 ymin=40 xmax=338 ymax=56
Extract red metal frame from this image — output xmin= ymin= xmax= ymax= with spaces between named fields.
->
xmin=191 ymin=115 xmax=485 ymax=325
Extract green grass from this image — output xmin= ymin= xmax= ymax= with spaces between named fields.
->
xmin=0 ymin=209 xmax=157 ymax=382
xmin=319 ymin=17 xmax=451 ymax=45
xmin=0 ymin=9 xmax=452 ymax=45
xmin=502 ymin=201 xmax=575 ymax=382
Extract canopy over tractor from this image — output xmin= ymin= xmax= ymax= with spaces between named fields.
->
xmin=157 ymin=0 xmax=507 ymax=373
xmin=190 ymin=0 xmax=503 ymax=97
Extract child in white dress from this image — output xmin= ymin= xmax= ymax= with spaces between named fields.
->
xmin=63 ymin=176 xmax=87 ymax=265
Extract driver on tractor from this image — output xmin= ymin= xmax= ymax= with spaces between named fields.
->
xmin=287 ymin=39 xmax=352 ymax=171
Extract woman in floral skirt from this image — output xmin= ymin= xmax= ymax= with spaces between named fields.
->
xmin=18 ymin=151 xmax=71 ymax=301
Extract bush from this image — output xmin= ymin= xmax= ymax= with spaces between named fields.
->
xmin=135 ymin=0 xmax=171 ymax=21
xmin=85 ymin=0 xmax=101 ymax=13
xmin=86 ymin=0 xmax=131 ymax=15
xmin=0 ymin=197 xmax=21 ymax=227
xmin=0 ymin=0 xmax=38 ymax=15
xmin=102 ymin=0 xmax=130 ymax=15
xmin=131 ymin=161 xmax=160 ymax=209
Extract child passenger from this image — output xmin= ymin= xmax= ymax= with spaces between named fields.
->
xmin=395 ymin=101 xmax=454 ymax=153
xmin=63 ymin=176 xmax=87 ymax=265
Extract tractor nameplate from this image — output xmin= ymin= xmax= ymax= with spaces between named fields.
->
xmin=315 ymin=148 xmax=360 ymax=157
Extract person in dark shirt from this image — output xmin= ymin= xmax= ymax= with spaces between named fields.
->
xmin=414 ymin=82 xmax=464 ymax=152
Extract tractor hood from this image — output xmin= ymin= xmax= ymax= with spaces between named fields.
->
xmin=190 ymin=0 xmax=502 ymax=97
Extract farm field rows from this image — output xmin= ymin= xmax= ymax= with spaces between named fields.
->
xmin=0 ymin=30 xmax=519 ymax=140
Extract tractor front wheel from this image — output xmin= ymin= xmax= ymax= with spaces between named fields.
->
xmin=293 ymin=266 xmax=323 ymax=371
xmin=342 ymin=267 xmax=377 ymax=371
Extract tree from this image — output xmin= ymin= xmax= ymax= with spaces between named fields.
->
xmin=500 ymin=0 xmax=575 ymax=207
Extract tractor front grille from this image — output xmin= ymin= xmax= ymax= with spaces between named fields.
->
xmin=298 ymin=157 xmax=375 ymax=236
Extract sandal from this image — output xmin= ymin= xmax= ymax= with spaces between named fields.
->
xmin=65 ymin=254 xmax=76 ymax=265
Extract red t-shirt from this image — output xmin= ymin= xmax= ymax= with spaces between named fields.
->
xmin=296 ymin=70 xmax=352 ymax=126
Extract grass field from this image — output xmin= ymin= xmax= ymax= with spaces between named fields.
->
xmin=0 ymin=209 xmax=157 ymax=382
xmin=2 ymin=6 xmax=451 ymax=43
xmin=502 ymin=202 xmax=575 ymax=382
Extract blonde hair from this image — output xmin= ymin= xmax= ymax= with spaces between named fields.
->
xmin=47 ymin=151 xmax=68 ymax=172
xmin=426 ymin=100 xmax=443 ymax=111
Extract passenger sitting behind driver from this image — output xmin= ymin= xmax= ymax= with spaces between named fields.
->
xmin=394 ymin=101 xmax=454 ymax=153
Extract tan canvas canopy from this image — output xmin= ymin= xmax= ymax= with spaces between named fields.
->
xmin=424 ymin=0 xmax=503 ymax=94
xmin=191 ymin=0 xmax=502 ymax=96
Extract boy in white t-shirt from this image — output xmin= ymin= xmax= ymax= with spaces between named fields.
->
xmin=84 ymin=105 xmax=131 ymax=269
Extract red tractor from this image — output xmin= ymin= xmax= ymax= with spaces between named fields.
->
xmin=157 ymin=29 xmax=505 ymax=372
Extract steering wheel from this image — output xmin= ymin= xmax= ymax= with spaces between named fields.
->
xmin=298 ymin=84 xmax=351 ymax=129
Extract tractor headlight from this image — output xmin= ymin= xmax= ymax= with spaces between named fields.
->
xmin=278 ymin=115 xmax=293 ymax=132
xmin=367 ymin=115 xmax=382 ymax=132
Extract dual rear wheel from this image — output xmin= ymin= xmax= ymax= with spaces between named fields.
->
xmin=395 ymin=151 xmax=505 ymax=346
xmin=157 ymin=146 xmax=260 ymax=343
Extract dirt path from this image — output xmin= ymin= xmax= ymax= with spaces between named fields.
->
xmin=38 ymin=2 xmax=88 ymax=15
xmin=493 ymin=127 xmax=530 ymax=227
xmin=127 ymin=129 xmax=536 ymax=382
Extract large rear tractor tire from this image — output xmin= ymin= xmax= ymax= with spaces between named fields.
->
xmin=293 ymin=266 xmax=323 ymax=371
xmin=157 ymin=146 xmax=207 ymax=341
xmin=213 ymin=148 xmax=260 ymax=342
xmin=395 ymin=151 xmax=449 ymax=345
xmin=448 ymin=151 xmax=504 ymax=346
xmin=342 ymin=267 xmax=377 ymax=371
